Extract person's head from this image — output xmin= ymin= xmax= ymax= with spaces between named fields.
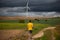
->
xmin=29 ymin=20 xmax=32 ymax=22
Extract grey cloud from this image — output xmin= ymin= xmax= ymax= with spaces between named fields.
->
xmin=29 ymin=0 xmax=58 ymax=5
xmin=0 ymin=0 xmax=26 ymax=7
xmin=0 ymin=0 xmax=60 ymax=12
xmin=0 ymin=7 xmax=27 ymax=16
xmin=0 ymin=7 xmax=27 ymax=12
xmin=7 ymin=7 xmax=27 ymax=12
xmin=28 ymin=12 xmax=60 ymax=17
xmin=0 ymin=7 xmax=60 ymax=17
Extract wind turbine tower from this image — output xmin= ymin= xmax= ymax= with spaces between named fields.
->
xmin=26 ymin=0 xmax=29 ymax=17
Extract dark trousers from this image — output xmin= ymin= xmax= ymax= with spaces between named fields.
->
xmin=29 ymin=30 xmax=32 ymax=34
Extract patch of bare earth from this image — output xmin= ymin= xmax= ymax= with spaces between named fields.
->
xmin=0 ymin=30 xmax=26 ymax=40
xmin=0 ymin=27 xmax=56 ymax=40
xmin=32 ymin=27 xmax=56 ymax=39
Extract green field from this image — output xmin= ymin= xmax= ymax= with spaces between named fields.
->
xmin=0 ymin=17 xmax=60 ymax=26
xmin=0 ymin=17 xmax=60 ymax=40
xmin=0 ymin=23 xmax=49 ymax=34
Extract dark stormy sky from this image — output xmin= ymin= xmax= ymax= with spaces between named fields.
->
xmin=0 ymin=0 xmax=60 ymax=17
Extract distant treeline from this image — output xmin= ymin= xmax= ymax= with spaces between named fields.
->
xmin=0 ymin=17 xmax=60 ymax=26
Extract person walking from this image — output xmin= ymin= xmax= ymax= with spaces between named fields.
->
xmin=27 ymin=20 xmax=33 ymax=40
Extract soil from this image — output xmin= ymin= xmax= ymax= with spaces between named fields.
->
xmin=0 ymin=27 xmax=56 ymax=40
xmin=0 ymin=30 xmax=24 ymax=40
xmin=32 ymin=27 xmax=56 ymax=39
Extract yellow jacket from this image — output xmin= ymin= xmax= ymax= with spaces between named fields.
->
xmin=27 ymin=22 xmax=33 ymax=30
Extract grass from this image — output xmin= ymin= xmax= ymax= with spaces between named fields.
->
xmin=0 ymin=23 xmax=51 ymax=40
xmin=35 ymin=25 xmax=60 ymax=40
xmin=36 ymin=18 xmax=60 ymax=26
xmin=0 ymin=23 xmax=50 ymax=34
xmin=0 ymin=23 xmax=26 ymax=30
xmin=35 ymin=33 xmax=48 ymax=40
xmin=0 ymin=20 xmax=19 ymax=23
xmin=0 ymin=17 xmax=60 ymax=26
xmin=0 ymin=17 xmax=60 ymax=40
xmin=33 ymin=24 xmax=49 ymax=35
xmin=34 ymin=29 xmax=54 ymax=40
xmin=54 ymin=25 xmax=60 ymax=40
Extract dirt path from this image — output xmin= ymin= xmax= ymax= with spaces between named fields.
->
xmin=0 ymin=29 xmax=32 ymax=40
xmin=32 ymin=27 xmax=56 ymax=39
xmin=0 ymin=30 xmax=25 ymax=40
xmin=0 ymin=27 xmax=56 ymax=40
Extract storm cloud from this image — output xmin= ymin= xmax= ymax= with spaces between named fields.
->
xmin=0 ymin=0 xmax=60 ymax=11
xmin=0 ymin=7 xmax=60 ymax=17
xmin=0 ymin=0 xmax=60 ymax=17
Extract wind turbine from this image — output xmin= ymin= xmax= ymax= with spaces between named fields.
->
xmin=26 ymin=0 xmax=30 ymax=17
xmin=24 ymin=0 xmax=29 ymax=22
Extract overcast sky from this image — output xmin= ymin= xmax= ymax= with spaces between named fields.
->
xmin=0 ymin=0 xmax=60 ymax=17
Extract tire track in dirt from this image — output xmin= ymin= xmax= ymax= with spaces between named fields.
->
xmin=32 ymin=27 xmax=56 ymax=39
